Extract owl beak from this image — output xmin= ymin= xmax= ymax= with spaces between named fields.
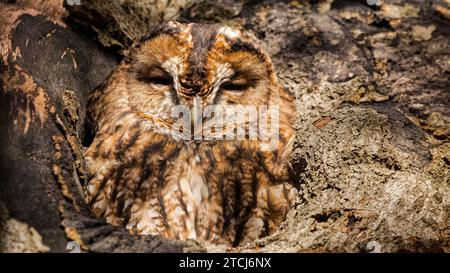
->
xmin=192 ymin=96 xmax=202 ymax=140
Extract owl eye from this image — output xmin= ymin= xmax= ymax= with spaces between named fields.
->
xmin=221 ymin=79 xmax=248 ymax=92
xmin=144 ymin=75 xmax=173 ymax=86
xmin=137 ymin=67 xmax=173 ymax=86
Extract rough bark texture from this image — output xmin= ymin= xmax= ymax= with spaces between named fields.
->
xmin=65 ymin=0 xmax=203 ymax=49
xmin=1 ymin=0 xmax=449 ymax=252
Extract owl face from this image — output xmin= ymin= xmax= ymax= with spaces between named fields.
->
xmin=120 ymin=22 xmax=281 ymax=137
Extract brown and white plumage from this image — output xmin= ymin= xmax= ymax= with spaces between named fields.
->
xmin=85 ymin=21 xmax=298 ymax=246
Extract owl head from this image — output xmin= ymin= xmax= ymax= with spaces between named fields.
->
xmin=92 ymin=21 xmax=295 ymax=150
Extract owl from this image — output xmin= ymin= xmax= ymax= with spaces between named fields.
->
xmin=85 ymin=21 xmax=298 ymax=247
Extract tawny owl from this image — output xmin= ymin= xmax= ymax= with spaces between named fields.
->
xmin=85 ymin=21 xmax=298 ymax=246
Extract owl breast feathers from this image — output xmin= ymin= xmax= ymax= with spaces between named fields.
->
xmin=85 ymin=21 xmax=298 ymax=246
